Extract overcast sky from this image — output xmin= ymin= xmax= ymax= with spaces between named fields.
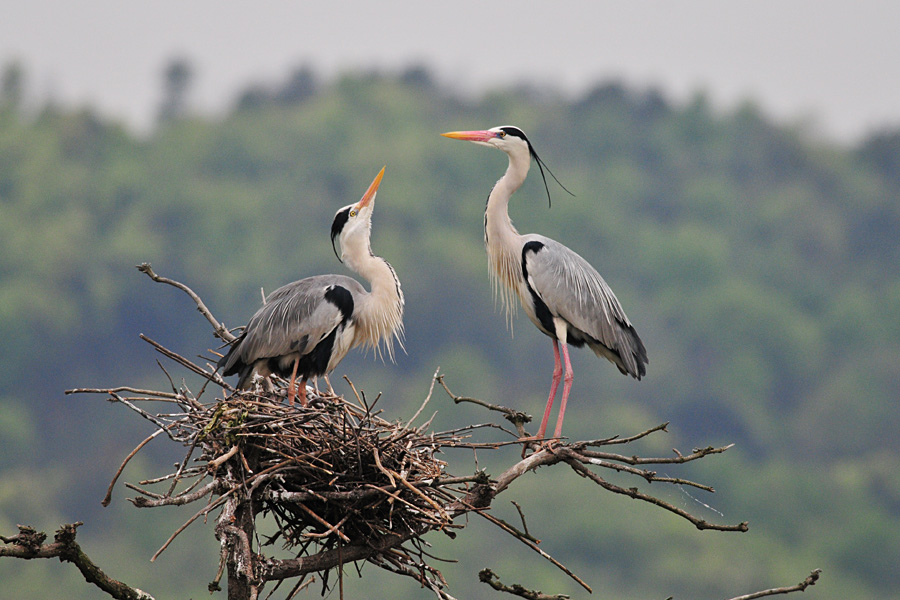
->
xmin=2 ymin=1 xmax=898 ymax=141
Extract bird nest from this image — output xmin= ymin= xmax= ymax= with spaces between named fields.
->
xmin=197 ymin=389 xmax=457 ymax=552
xmin=103 ymin=375 xmax=471 ymax=570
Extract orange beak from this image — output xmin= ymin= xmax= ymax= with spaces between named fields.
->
xmin=441 ymin=130 xmax=498 ymax=143
xmin=356 ymin=166 xmax=385 ymax=209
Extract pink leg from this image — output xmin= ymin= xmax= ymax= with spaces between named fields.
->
xmin=298 ymin=377 xmax=308 ymax=407
xmin=536 ymin=339 xmax=563 ymax=439
xmin=287 ymin=357 xmax=300 ymax=406
xmin=552 ymin=342 xmax=575 ymax=439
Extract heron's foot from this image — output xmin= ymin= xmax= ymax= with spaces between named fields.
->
xmin=280 ymin=382 xmax=309 ymax=408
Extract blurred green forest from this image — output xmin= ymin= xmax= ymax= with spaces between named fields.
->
xmin=1 ymin=61 xmax=899 ymax=599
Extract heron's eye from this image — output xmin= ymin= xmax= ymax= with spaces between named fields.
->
xmin=498 ymin=131 xmax=506 ymax=138
xmin=349 ymin=210 xmax=357 ymax=218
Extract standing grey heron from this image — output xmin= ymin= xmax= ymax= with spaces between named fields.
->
xmin=441 ymin=126 xmax=647 ymax=441
xmin=218 ymin=167 xmax=404 ymax=406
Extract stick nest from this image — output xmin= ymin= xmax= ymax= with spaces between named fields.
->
xmin=184 ymin=388 xmax=460 ymax=555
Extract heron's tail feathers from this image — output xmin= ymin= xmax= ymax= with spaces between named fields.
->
xmin=589 ymin=325 xmax=648 ymax=380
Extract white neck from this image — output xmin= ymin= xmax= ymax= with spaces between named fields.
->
xmin=344 ymin=239 xmax=405 ymax=360
xmin=484 ymin=151 xmax=530 ymax=326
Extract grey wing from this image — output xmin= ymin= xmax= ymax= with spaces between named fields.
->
xmin=229 ymin=275 xmax=363 ymax=368
xmin=524 ymin=235 xmax=647 ymax=378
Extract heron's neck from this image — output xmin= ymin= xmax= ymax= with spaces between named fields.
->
xmin=346 ymin=244 xmax=405 ymax=360
xmin=484 ymin=154 xmax=529 ymax=325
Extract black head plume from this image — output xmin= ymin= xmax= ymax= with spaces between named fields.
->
xmin=330 ymin=207 xmax=351 ymax=263
xmin=500 ymin=126 xmax=575 ymax=208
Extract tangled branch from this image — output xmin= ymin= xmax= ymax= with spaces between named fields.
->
xmin=47 ymin=264 xmax=824 ymax=600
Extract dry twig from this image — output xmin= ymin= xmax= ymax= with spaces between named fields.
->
xmin=729 ymin=569 xmax=822 ymax=600
xmin=136 ymin=262 xmax=235 ymax=343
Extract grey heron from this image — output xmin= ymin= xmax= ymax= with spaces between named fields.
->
xmin=218 ymin=167 xmax=404 ymax=406
xmin=441 ymin=126 xmax=647 ymax=441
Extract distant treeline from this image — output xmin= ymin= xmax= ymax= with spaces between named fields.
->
xmin=1 ymin=61 xmax=898 ymax=600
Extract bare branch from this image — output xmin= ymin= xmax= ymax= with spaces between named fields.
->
xmin=258 ymin=531 xmax=418 ymax=580
xmin=149 ymin=492 xmax=232 ymax=562
xmin=436 ymin=373 xmax=531 ymax=434
xmin=0 ymin=524 xmax=156 ymax=600
xmin=510 ymin=501 xmax=532 ymax=539
xmin=406 ymin=366 xmax=442 ymax=429
xmin=576 ymin=421 xmax=669 ymax=446
xmin=575 ymin=443 xmax=735 ymax=466
xmin=478 ymin=569 xmax=570 ymax=600
xmin=101 ymin=428 xmax=166 ymax=506
xmin=129 ymin=479 xmax=224 ymax=508
xmin=566 ymin=447 xmax=717 ymax=491
xmin=139 ymin=334 xmax=230 ymax=393
xmin=136 ymin=262 xmax=235 ymax=342
xmin=65 ymin=386 xmax=183 ymax=400
xmin=107 ymin=392 xmax=187 ymax=439
xmin=477 ymin=511 xmax=591 ymax=593
xmin=728 ymin=569 xmax=822 ymax=600
xmin=561 ymin=451 xmax=748 ymax=532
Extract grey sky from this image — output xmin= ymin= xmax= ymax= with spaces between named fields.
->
xmin=2 ymin=1 xmax=897 ymax=141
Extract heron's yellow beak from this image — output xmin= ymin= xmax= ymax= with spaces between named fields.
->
xmin=357 ymin=166 xmax=386 ymax=209
xmin=441 ymin=130 xmax=497 ymax=143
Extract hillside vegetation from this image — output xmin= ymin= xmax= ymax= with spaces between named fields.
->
xmin=1 ymin=66 xmax=898 ymax=599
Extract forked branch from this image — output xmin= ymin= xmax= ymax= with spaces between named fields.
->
xmin=0 ymin=524 xmax=155 ymax=600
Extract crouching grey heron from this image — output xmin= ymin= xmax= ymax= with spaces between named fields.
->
xmin=218 ymin=167 xmax=404 ymax=406
xmin=441 ymin=126 xmax=647 ymax=441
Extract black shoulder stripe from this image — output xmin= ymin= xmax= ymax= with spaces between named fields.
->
xmin=324 ymin=285 xmax=354 ymax=322
xmin=521 ymin=240 xmax=545 ymax=280
xmin=521 ymin=241 xmax=554 ymax=334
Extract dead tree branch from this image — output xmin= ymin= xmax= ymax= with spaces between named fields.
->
xmin=0 ymin=524 xmax=155 ymax=600
xmin=435 ymin=373 xmax=530 ymax=436
xmin=136 ymin=262 xmax=235 ymax=343
xmin=479 ymin=569 xmax=570 ymax=600
xmin=728 ymin=569 xmax=822 ymax=600
xmin=477 ymin=567 xmax=822 ymax=600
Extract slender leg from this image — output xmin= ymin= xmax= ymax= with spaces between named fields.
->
xmin=298 ymin=377 xmax=308 ymax=407
xmin=536 ymin=339 xmax=563 ymax=439
xmin=287 ymin=357 xmax=300 ymax=406
xmin=552 ymin=341 xmax=575 ymax=439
